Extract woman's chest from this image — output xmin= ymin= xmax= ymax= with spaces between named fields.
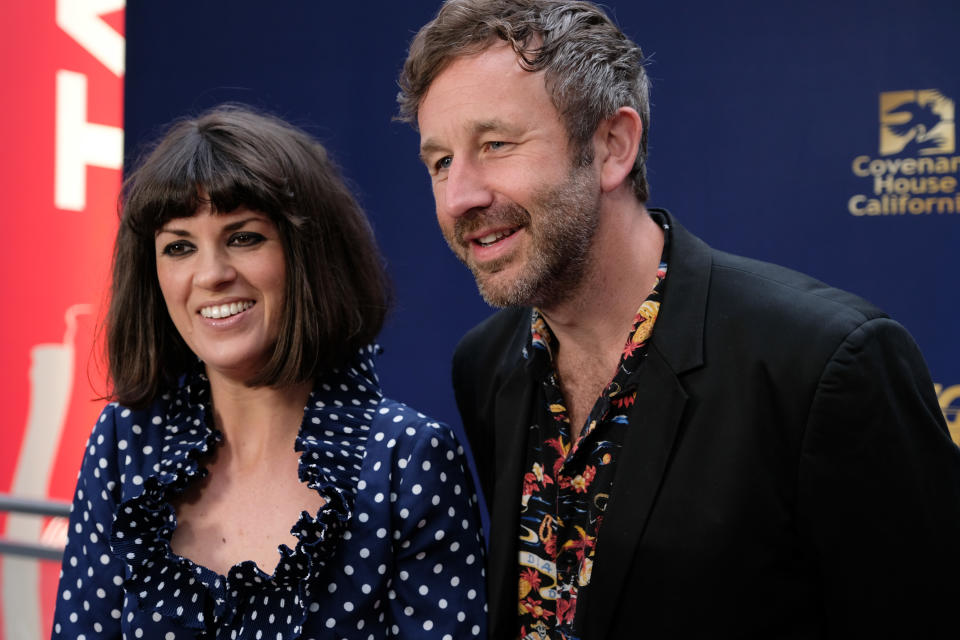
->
xmin=170 ymin=460 xmax=326 ymax=576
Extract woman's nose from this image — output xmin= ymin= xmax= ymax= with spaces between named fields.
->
xmin=193 ymin=248 xmax=237 ymax=289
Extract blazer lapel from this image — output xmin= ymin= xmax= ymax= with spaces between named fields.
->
xmin=488 ymin=361 xmax=536 ymax=640
xmin=577 ymin=347 xmax=688 ymax=638
xmin=577 ymin=212 xmax=713 ymax=638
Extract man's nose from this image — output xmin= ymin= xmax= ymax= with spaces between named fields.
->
xmin=194 ymin=248 xmax=237 ymax=289
xmin=441 ymin=156 xmax=494 ymax=219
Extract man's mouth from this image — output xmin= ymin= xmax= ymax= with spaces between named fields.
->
xmin=199 ymin=300 xmax=255 ymax=319
xmin=474 ymin=228 xmax=518 ymax=247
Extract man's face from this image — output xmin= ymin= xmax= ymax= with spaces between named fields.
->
xmin=417 ymin=43 xmax=601 ymax=308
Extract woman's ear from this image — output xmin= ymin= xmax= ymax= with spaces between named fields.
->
xmin=594 ymin=106 xmax=643 ymax=193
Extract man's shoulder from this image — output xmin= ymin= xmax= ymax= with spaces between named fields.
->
xmin=452 ymin=306 xmax=530 ymax=393
xmin=455 ymin=306 xmax=529 ymax=360
xmin=662 ymin=211 xmax=887 ymax=335
xmin=707 ymin=248 xmax=888 ymax=327
xmin=659 ymin=214 xmax=893 ymax=367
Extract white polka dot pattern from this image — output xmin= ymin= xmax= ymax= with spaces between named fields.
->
xmin=52 ymin=346 xmax=487 ymax=639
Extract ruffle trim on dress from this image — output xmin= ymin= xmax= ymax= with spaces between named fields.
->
xmin=109 ymin=346 xmax=383 ymax=639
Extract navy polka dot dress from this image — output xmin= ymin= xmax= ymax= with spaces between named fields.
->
xmin=52 ymin=346 xmax=487 ymax=639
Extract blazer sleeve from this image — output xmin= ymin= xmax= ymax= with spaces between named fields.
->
xmin=798 ymin=316 xmax=960 ymax=635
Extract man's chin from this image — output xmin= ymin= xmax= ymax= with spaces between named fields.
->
xmin=467 ymin=251 xmax=513 ymax=274
xmin=473 ymin=269 xmax=533 ymax=308
xmin=476 ymin=286 xmax=516 ymax=308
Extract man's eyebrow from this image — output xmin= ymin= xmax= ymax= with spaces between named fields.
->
xmin=419 ymin=139 xmax=447 ymax=164
xmin=473 ymin=118 xmax=520 ymax=136
xmin=419 ymin=119 xmax=524 ymax=163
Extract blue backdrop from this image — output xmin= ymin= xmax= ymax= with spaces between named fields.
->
xmin=125 ymin=0 xmax=960 ymax=452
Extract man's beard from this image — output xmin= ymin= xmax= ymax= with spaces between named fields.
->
xmin=444 ymin=164 xmax=601 ymax=308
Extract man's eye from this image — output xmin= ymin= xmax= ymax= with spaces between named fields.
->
xmin=229 ymin=232 xmax=266 ymax=247
xmin=486 ymin=141 xmax=505 ymax=150
xmin=161 ymin=241 xmax=193 ymax=256
xmin=435 ymin=156 xmax=453 ymax=171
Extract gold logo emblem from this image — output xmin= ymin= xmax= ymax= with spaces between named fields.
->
xmin=935 ymin=383 xmax=960 ymax=446
xmin=848 ymin=90 xmax=960 ymax=216
xmin=879 ymin=90 xmax=955 ymax=156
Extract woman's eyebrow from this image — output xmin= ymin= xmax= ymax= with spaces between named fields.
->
xmin=222 ymin=217 xmax=264 ymax=231
xmin=156 ymin=226 xmax=190 ymax=237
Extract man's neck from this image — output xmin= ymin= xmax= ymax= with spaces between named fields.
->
xmin=540 ymin=202 xmax=662 ymax=356
xmin=539 ymin=201 xmax=663 ymax=438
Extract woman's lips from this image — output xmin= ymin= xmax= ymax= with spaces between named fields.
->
xmin=199 ymin=300 xmax=255 ymax=319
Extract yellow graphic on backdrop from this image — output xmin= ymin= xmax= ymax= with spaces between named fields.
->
xmin=935 ymin=383 xmax=960 ymax=445
xmin=848 ymin=89 xmax=959 ymax=216
xmin=880 ymin=90 xmax=954 ymax=156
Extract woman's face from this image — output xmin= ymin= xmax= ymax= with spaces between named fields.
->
xmin=154 ymin=204 xmax=286 ymax=383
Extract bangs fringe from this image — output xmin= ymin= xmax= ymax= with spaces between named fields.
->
xmin=123 ymin=118 xmax=292 ymax=238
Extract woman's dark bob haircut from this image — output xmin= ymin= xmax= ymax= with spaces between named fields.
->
xmin=109 ymin=104 xmax=390 ymax=408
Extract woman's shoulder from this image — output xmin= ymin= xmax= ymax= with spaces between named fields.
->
xmin=94 ymin=397 xmax=163 ymax=434
xmin=368 ymin=398 xmax=465 ymax=456
xmin=83 ymin=400 xmax=162 ymax=471
xmin=82 ymin=380 xmax=213 ymax=494
xmin=93 ymin=385 xmax=199 ymax=444
xmin=366 ymin=397 xmax=477 ymax=505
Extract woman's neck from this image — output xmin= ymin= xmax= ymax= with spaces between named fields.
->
xmin=205 ymin=369 xmax=313 ymax=469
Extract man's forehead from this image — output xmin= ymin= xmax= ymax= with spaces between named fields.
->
xmin=425 ymin=44 xmax=546 ymax=101
xmin=435 ymin=40 xmax=521 ymax=77
xmin=417 ymin=45 xmax=553 ymax=143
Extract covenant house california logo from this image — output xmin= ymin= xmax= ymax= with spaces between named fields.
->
xmin=849 ymin=89 xmax=960 ymax=216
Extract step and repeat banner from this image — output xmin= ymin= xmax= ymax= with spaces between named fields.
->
xmin=1 ymin=1 xmax=956 ymax=637
xmin=0 ymin=1 xmax=124 ymax=638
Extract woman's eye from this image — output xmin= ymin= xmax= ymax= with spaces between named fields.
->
xmin=161 ymin=241 xmax=194 ymax=257
xmin=229 ymin=232 xmax=266 ymax=247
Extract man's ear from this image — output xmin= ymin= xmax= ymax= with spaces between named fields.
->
xmin=594 ymin=106 xmax=643 ymax=193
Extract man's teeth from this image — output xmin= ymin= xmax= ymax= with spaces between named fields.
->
xmin=476 ymin=229 xmax=516 ymax=247
xmin=200 ymin=301 xmax=254 ymax=319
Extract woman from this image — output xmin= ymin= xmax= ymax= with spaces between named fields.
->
xmin=52 ymin=105 xmax=487 ymax=639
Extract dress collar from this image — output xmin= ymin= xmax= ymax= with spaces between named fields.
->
xmin=110 ymin=345 xmax=382 ymax=638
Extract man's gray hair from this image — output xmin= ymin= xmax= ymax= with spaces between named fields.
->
xmin=397 ymin=0 xmax=651 ymax=201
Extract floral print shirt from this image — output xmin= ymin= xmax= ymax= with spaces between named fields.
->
xmin=517 ymin=219 xmax=669 ymax=640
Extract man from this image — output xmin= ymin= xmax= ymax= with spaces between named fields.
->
xmin=397 ymin=1 xmax=960 ymax=638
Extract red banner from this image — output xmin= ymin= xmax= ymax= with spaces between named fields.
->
xmin=0 ymin=2 xmax=124 ymax=637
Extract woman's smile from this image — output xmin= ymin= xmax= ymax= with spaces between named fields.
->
xmin=199 ymin=299 xmax=255 ymax=319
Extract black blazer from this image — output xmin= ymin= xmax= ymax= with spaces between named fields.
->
xmin=453 ymin=212 xmax=960 ymax=639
